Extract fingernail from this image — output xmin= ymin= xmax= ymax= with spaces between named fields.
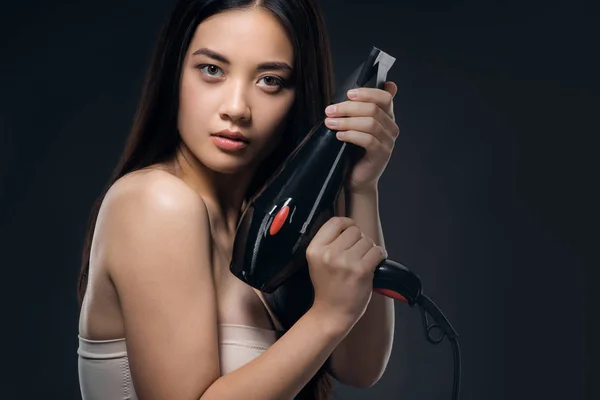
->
xmin=347 ymin=89 xmax=358 ymax=99
xmin=326 ymin=118 xmax=338 ymax=127
xmin=325 ymin=105 xmax=336 ymax=115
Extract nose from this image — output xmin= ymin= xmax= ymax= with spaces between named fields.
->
xmin=219 ymin=81 xmax=252 ymax=124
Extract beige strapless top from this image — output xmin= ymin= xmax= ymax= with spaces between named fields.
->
xmin=77 ymin=324 xmax=285 ymax=400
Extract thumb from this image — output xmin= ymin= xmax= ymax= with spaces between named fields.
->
xmin=385 ymin=81 xmax=398 ymax=99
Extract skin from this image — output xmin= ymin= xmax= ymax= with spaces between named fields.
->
xmin=79 ymin=6 xmax=401 ymax=398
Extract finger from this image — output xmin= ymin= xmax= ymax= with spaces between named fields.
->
xmin=328 ymin=225 xmax=363 ymax=252
xmin=346 ymin=83 xmax=396 ymax=118
xmin=325 ymin=117 xmax=391 ymax=146
xmin=325 ymin=101 xmax=397 ymax=139
xmin=384 ymin=81 xmax=397 ymax=120
xmin=325 ymin=100 xmax=386 ymax=120
xmin=346 ymin=236 xmax=376 ymax=261
xmin=309 ymin=217 xmax=355 ymax=247
xmin=325 ymin=104 xmax=398 ymax=142
xmin=385 ymin=81 xmax=398 ymax=99
xmin=361 ymin=245 xmax=387 ymax=272
xmin=335 ymin=130 xmax=388 ymax=154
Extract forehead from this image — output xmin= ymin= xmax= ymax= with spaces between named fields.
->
xmin=189 ymin=9 xmax=293 ymax=64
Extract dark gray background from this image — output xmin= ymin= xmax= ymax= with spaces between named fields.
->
xmin=0 ymin=0 xmax=596 ymax=399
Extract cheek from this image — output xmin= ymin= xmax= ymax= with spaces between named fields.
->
xmin=178 ymin=73 xmax=211 ymax=138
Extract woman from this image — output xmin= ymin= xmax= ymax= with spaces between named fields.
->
xmin=77 ymin=0 xmax=400 ymax=399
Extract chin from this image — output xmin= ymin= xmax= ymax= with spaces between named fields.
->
xmin=203 ymin=152 xmax=255 ymax=175
xmin=184 ymin=139 xmax=267 ymax=176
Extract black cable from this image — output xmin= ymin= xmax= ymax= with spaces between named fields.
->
xmin=417 ymin=294 xmax=461 ymax=400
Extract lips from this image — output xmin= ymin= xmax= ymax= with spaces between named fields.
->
xmin=212 ymin=130 xmax=249 ymax=143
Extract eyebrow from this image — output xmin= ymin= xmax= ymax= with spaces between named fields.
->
xmin=192 ymin=47 xmax=293 ymax=73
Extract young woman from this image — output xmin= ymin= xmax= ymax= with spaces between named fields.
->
xmin=77 ymin=0 xmax=399 ymax=399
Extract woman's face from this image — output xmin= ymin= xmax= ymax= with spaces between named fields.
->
xmin=178 ymin=8 xmax=296 ymax=174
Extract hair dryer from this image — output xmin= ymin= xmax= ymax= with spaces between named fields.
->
xmin=230 ymin=47 xmax=460 ymax=400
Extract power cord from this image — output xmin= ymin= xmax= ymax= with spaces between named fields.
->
xmin=417 ymin=294 xmax=461 ymax=400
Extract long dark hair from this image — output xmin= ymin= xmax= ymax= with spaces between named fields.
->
xmin=77 ymin=0 xmax=336 ymax=398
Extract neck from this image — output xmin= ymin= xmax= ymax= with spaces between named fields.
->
xmin=170 ymin=143 xmax=257 ymax=237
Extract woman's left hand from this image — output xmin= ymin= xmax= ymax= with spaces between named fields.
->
xmin=324 ymin=81 xmax=399 ymax=195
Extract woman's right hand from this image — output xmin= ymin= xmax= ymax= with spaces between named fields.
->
xmin=305 ymin=216 xmax=387 ymax=330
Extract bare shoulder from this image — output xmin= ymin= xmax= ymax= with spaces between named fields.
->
xmin=95 ymin=168 xmax=212 ymax=274
xmin=103 ymin=168 xmax=207 ymax=222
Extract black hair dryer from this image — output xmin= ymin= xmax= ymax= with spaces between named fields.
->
xmin=230 ymin=47 xmax=460 ymax=400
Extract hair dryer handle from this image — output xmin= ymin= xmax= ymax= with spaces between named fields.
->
xmin=373 ymin=259 xmax=422 ymax=306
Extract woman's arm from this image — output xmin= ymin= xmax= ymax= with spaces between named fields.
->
xmin=101 ymin=172 xmax=220 ymax=399
xmin=203 ymin=303 xmax=350 ymax=400
xmin=327 ymin=185 xmax=395 ymax=388
xmin=100 ymin=171 xmax=352 ymax=400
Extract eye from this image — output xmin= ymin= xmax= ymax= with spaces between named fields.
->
xmin=198 ymin=64 xmax=224 ymax=77
xmin=258 ymin=76 xmax=284 ymax=89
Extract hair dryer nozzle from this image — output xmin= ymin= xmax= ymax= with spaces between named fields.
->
xmin=331 ymin=47 xmax=396 ymax=104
